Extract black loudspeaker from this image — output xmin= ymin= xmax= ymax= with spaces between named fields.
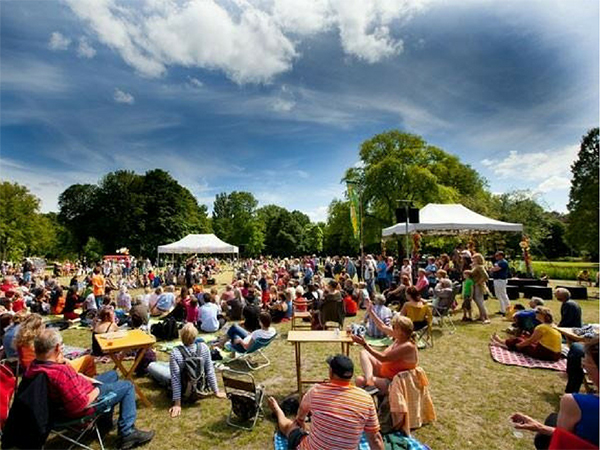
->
xmin=409 ymin=207 xmax=420 ymax=224
xmin=395 ymin=208 xmax=407 ymax=223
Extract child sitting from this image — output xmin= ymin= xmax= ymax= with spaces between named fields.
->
xmin=461 ymin=270 xmax=473 ymax=322
xmin=343 ymin=292 xmax=358 ymax=317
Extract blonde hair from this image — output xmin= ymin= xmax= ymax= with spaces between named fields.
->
xmin=472 ymin=253 xmax=485 ymax=266
xmin=392 ymin=315 xmax=416 ymax=343
xmin=180 ymin=322 xmax=198 ymax=345
xmin=535 ymin=306 xmax=554 ymax=324
xmin=436 ymin=269 xmax=448 ymax=278
xmin=15 ymin=313 xmax=44 ymax=348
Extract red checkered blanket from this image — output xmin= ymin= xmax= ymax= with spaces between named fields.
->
xmin=489 ymin=344 xmax=566 ymax=371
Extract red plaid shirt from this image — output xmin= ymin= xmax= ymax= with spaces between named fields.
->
xmin=25 ymin=360 xmax=95 ymax=418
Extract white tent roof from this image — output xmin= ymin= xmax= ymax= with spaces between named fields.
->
xmin=382 ymin=203 xmax=523 ymax=238
xmin=157 ymin=234 xmax=239 ymax=254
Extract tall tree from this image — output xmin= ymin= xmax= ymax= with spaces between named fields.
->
xmin=566 ymin=128 xmax=599 ymax=259
xmin=58 ymin=184 xmax=99 ymax=253
xmin=345 ymin=130 xmax=488 ymax=229
xmin=323 ymin=199 xmax=359 ymax=255
xmin=0 ymin=182 xmax=41 ymax=260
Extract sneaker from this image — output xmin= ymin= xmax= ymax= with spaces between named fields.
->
xmin=495 ymin=311 xmax=506 ymax=316
xmin=118 ymin=429 xmax=155 ymax=450
xmin=363 ymin=385 xmax=379 ymax=396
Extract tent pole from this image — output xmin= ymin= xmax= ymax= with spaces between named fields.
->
xmin=405 ymin=203 xmax=410 ymax=260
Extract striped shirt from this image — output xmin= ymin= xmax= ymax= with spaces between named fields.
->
xmin=169 ymin=342 xmax=218 ymax=402
xmin=300 ymin=381 xmax=380 ymax=450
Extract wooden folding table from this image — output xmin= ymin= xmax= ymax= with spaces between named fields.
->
xmin=96 ymin=329 xmax=156 ymax=407
xmin=287 ymin=330 xmax=353 ymax=397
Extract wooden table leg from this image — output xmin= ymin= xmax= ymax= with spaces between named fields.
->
xmin=295 ymin=342 xmax=302 ymax=398
xmin=109 ymin=348 xmax=152 ymax=408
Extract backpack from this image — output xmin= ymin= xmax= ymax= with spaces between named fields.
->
xmin=150 ymin=317 xmax=179 ymax=341
xmin=177 ymin=344 xmax=208 ymax=403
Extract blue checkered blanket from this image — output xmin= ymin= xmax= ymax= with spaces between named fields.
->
xmin=273 ymin=431 xmax=430 ymax=450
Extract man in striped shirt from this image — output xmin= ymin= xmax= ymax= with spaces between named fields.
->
xmin=268 ymin=355 xmax=384 ymax=450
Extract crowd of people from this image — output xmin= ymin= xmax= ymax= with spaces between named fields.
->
xmin=0 ymin=252 xmax=597 ymax=450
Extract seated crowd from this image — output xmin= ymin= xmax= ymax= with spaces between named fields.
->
xmin=0 ymin=254 xmax=597 ymax=450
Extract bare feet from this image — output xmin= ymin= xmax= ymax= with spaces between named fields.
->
xmin=267 ymin=396 xmax=282 ymax=414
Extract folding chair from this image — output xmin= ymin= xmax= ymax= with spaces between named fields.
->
xmin=405 ymin=304 xmax=433 ymax=348
xmin=224 ymin=333 xmax=277 ymax=371
xmin=431 ymin=293 xmax=456 ymax=335
xmin=48 ymin=392 xmax=117 ymax=450
xmin=221 ymin=369 xmax=265 ymax=431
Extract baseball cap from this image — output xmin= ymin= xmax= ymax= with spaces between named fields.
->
xmin=327 ymin=354 xmax=354 ymax=379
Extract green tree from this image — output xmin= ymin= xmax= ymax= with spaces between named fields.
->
xmin=566 ymin=128 xmax=599 ymax=259
xmin=212 ymin=191 xmax=264 ymax=256
xmin=323 ymin=199 xmax=359 ymax=255
xmin=0 ymin=181 xmax=42 ymax=260
xmin=58 ymin=184 xmax=99 ymax=253
xmin=345 ymin=130 xmax=488 ymax=235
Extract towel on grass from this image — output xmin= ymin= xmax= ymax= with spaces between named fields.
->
xmin=489 ymin=344 xmax=566 ymax=371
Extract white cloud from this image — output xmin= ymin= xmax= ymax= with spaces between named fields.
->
xmin=306 ymin=205 xmax=329 ymax=222
xmin=48 ymin=31 xmax=71 ymax=50
xmin=65 ymin=0 xmax=426 ymax=84
xmin=482 ymin=145 xmax=577 ymax=181
xmin=114 ymin=88 xmax=135 ymax=104
xmin=77 ymin=37 xmax=96 ymax=58
xmin=295 ymin=170 xmax=309 ymax=179
xmin=187 ymin=77 xmax=203 ymax=88
xmin=536 ymin=175 xmax=571 ymax=193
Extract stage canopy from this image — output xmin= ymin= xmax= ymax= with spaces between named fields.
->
xmin=157 ymin=234 xmax=239 ymax=254
xmin=382 ymin=203 xmax=523 ymax=239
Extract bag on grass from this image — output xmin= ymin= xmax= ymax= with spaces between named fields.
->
xmin=151 ymin=317 xmax=179 ymax=341
xmin=178 ymin=344 xmax=208 ymax=403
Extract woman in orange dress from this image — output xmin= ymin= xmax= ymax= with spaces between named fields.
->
xmin=15 ymin=313 xmax=96 ymax=376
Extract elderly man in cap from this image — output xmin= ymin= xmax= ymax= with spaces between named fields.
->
xmin=268 ymin=354 xmax=384 ymax=450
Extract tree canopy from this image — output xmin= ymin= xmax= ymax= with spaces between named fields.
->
xmin=566 ymin=128 xmax=599 ymax=259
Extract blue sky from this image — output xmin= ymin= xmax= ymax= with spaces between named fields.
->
xmin=1 ymin=0 xmax=598 ymax=221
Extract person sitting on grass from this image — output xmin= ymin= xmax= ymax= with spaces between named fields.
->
xmin=222 ymin=311 xmax=276 ymax=353
xmin=267 ymin=354 xmax=384 ymax=450
xmin=150 ymin=285 xmax=176 ymax=316
xmin=577 ymin=270 xmax=592 ymax=287
xmin=511 ymin=339 xmax=599 ymax=450
xmin=197 ymin=293 xmax=225 ymax=333
xmin=490 ymin=306 xmax=562 ymax=361
xmin=25 ymin=328 xmax=154 ymax=449
xmin=147 ymin=323 xmax=225 ymax=418
xmin=508 ymin=298 xmax=545 ymax=336
xmin=352 ymin=305 xmax=418 ymax=396
xmin=92 ymin=306 xmax=119 ymax=356
xmin=343 ymin=291 xmax=358 ymax=317
xmin=364 ymin=294 xmax=393 ymax=339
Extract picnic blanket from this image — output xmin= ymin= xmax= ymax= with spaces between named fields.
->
xmin=157 ymin=334 xmax=218 ymax=353
xmin=63 ymin=345 xmax=90 ymax=360
xmin=273 ymin=431 xmax=430 ymax=450
xmin=489 ymin=344 xmax=567 ymax=371
xmin=365 ymin=335 xmax=394 ymax=347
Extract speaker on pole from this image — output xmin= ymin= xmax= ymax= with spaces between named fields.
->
xmin=395 ymin=208 xmax=407 ymax=223
xmin=408 ymin=207 xmax=420 ymax=224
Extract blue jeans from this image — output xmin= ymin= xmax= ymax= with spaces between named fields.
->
xmin=96 ymin=370 xmax=136 ymax=437
xmin=227 ymin=324 xmax=249 ymax=353
xmin=147 ymin=362 xmax=170 ymax=388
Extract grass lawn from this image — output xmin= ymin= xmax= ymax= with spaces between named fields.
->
xmin=53 ymin=272 xmax=599 ymax=450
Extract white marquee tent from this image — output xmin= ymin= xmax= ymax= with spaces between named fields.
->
xmin=157 ymin=234 xmax=239 ymax=255
xmin=382 ymin=203 xmax=523 ymax=239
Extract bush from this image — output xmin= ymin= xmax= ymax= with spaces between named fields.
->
xmin=530 ymin=261 xmax=598 ymax=281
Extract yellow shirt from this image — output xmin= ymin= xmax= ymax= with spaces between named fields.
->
xmin=536 ymin=324 xmax=561 ymax=353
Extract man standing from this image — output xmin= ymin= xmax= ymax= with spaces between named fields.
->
xmin=24 ymin=329 xmax=154 ymax=449
xmin=364 ymin=255 xmax=376 ymax=297
xmin=268 ymin=355 xmax=384 ymax=450
xmin=490 ymin=251 xmax=510 ymax=315
xmin=92 ymin=265 xmax=106 ymax=309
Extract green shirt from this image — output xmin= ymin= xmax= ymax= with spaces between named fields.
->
xmin=462 ymin=278 xmax=474 ymax=298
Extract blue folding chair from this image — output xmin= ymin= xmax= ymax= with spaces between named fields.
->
xmin=48 ymin=392 xmax=117 ymax=450
xmin=224 ymin=333 xmax=277 ymax=371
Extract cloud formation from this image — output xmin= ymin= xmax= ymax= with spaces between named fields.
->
xmin=114 ymin=88 xmax=135 ymax=104
xmin=77 ymin=37 xmax=96 ymax=58
xmin=48 ymin=31 xmax=70 ymax=50
xmin=65 ymin=0 xmax=425 ymax=83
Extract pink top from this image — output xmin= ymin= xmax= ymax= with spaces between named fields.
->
xmin=415 ymin=276 xmax=429 ymax=293
xmin=185 ymin=303 xmax=199 ymax=323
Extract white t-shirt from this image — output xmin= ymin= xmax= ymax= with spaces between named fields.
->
xmin=83 ymin=293 xmax=97 ymax=311
xmin=244 ymin=327 xmax=276 ymax=344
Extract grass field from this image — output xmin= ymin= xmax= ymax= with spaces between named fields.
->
xmin=52 ymin=271 xmax=599 ymax=450
xmin=530 ymin=261 xmax=599 ymax=281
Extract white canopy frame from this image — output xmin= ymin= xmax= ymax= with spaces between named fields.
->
xmin=382 ymin=203 xmax=523 ymax=239
xmin=157 ymin=234 xmax=239 ymax=263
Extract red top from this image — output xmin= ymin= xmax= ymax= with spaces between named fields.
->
xmin=25 ymin=360 xmax=95 ymax=418
xmin=343 ymin=296 xmax=358 ymax=315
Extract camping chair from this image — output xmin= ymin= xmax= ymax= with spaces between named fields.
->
xmin=221 ymin=369 xmax=265 ymax=431
xmin=224 ymin=333 xmax=277 ymax=371
xmin=404 ymin=304 xmax=433 ymax=348
xmin=47 ymin=392 xmax=117 ymax=450
xmin=431 ymin=291 xmax=456 ymax=335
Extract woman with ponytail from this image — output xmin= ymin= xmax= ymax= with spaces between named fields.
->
xmin=352 ymin=305 xmax=418 ymax=395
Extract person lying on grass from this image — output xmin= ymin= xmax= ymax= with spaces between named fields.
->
xmin=352 ymin=302 xmax=418 ymax=395
xmin=147 ymin=323 xmax=225 ymax=418
xmin=268 ymin=354 xmax=384 ymax=450
xmin=510 ymin=339 xmax=599 ymax=450
xmin=490 ymin=306 xmax=561 ymax=361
